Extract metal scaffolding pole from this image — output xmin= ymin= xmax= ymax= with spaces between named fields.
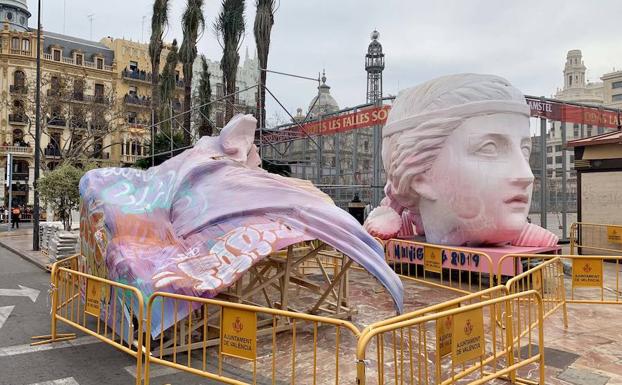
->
xmin=561 ymin=121 xmax=568 ymax=241
xmin=540 ymin=114 xmax=547 ymax=229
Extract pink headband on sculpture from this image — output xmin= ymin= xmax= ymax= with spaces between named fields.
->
xmin=382 ymin=99 xmax=530 ymax=138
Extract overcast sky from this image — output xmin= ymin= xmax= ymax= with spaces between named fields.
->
xmin=30 ymin=0 xmax=622 ymax=120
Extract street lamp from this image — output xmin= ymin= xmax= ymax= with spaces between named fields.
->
xmin=32 ymin=0 xmax=41 ymax=250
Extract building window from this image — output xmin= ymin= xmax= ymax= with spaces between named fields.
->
xmin=568 ymin=75 xmax=572 ymax=86
xmin=612 ymin=81 xmax=622 ymax=89
xmin=75 ymin=54 xmax=83 ymax=66
xmin=546 ymin=146 xmax=552 ymax=153
xmin=53 ymin=49 xmax=61 ymax=61
xmin=127 ymin=111 xmax=137 ymax=124
xmin=555 ymin=145 xmax=562 ymax=152
xmin=216 ymin=83 xmax=224 ymax=97
xmin=14 ymin=70 xmax=25 ymax=89
xmin=11 ymin=37 xmax=19 ymax=51
xmin=573 ymin=123 xmax=579 ymax=137
xmin=570 ymin=155 xmax=575 ymax=162
xmin=129 ymin=61 xmax=138 ymax=72
xmin=6 ymin=11 xmax=12 ymax=20
xmin=612 ymin=94 xmax=622 ymax=102
xmin=94 ymin=83 xmax=104 ymax=102
xmin=598 ymin=126 xmax=604 ymax=134
xmin=96 ymin=58 xmax=104 ymax=70
xmin=21 ymin=39 xmax=29 ymax=53
xmin=73 ymin=79 xmax=84 ymax=100
xmin=555 ymin=156 xmax=562 ymax=164
xmin=128 ymin=86 xmax=137 ymax=97
xmin=587 ymin=128 xmax=592 ymax=137
xmin=546 ymin=157 xmax=553 ymax=165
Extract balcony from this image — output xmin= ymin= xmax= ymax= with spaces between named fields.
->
xmin=10 ymin=85 xmax=27 ymax=94
xmin=12 ymin=172 xmax=29 ymax=181
xmin=8 ymin=114 xmax=28 ymax=125
xmin=48 ymin=116 xmax=66 ymax=127
xmin=122 ymin=69 xmax=153 ymax=83
xmin=0 ymin=145 xmax=34 ymax=156
xmin=44 ymin=147 xmax=62 ymax=158
xmin=122 ymin=154 xmax=138 ymax=163
xmin=42 ymin=53 xmax=113 ymax=71
xmin=69 ymin=118 xmax=89 ymax=129
xmin=124 ymin=94 xmax=151 ymax=108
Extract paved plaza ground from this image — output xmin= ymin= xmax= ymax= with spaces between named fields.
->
xmin=0 ymin=230 xmax=621 ymax=384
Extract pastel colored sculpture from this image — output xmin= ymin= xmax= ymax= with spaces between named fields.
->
xmin=80 ymin=114 xmax=403 ymax=335
xmin=365 ymin=74 xmax=558 ymax=247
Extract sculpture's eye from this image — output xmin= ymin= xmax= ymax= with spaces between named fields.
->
xmin=521 ymin=145 xmax=531 ymax=159
xmin=477 ymin=141 xmax=498 ymax=156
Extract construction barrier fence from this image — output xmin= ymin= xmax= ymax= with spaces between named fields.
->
xmin=384 ymin=239 xmax=495 ymax=295
xmin=144 ymin=291 xmax=361 ymax=385
xmin=355 ymin=289 xmax=544 ymax=385
xmin=498 ymin=255 xmax=568 ymax=328
xmin=34 ymin=252 xmax=555 ymax=385
xmin=31 ymin=255 xmax=146 ymax=385
xmin=570 ymin=222 xmax=622 ymax=255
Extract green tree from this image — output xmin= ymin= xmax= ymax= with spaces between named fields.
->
xmin=148 ymin=0 xmax=170 ymax=134
xmin=134 ymin=129 xmax=185 ymax=169
xmin=215 ymin=0 xmax=245 ymax=124
xmin=253 ymin=0 xmax=277 ymax=128
xmin=38 ymin=163 xmax=93 ymax=230
xmin=159 ymin=39 xmax=179 ymax=133
xmin=196 ymin=55 xmax=214 ymax=137
xmin=179 ymin=0 xmax=205 ymax=146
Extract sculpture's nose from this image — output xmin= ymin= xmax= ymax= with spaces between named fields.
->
xmin=510 ymin=147 xmax=534 ymax=189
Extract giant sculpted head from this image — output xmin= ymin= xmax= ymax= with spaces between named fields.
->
xmin=365 ymin=74 xmax=558 ymax=247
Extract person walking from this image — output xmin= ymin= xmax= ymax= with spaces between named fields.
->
xmin=11 ymin=205 xmax=20 ymax=229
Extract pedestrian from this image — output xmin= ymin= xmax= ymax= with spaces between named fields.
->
xmin=11 ymin=205 xmax=20 ymax=229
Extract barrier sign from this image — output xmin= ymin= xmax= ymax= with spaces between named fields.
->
xmin=532 ymin=269 xmax=543 ymax=294
xmin=221 ymin=307 xmax=257 ymax=360
xmin=435 ymin=303 xmax=459 ymax=358
xmin=85 ymin=278 xmax=102 ymax=317
xmin=424 ymin=246 xmax=442 ymax=273
xmin=572 ymin=259 xmax=603 ymax=287
xmin=386 ymin=240 xmax=489 ymax=274
xmin=607 ymin=226 xmax=622 ymax=244
xmin=452 ymin=308 xmax=484 ymax=365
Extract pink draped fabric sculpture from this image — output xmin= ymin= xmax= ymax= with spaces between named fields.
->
xmin=365 ymin=74 xmax=558 ymax=247
xmin=80 ymin=114 xmax=403 ymax=335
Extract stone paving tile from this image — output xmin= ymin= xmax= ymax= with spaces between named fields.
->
xmin=558 ymin=367 xmax=610 ymax=385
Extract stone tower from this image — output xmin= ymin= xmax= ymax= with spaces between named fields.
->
xmin=564 ymin=49 xmax=587 ymax=89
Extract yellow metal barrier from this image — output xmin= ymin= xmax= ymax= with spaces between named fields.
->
xmin=500 ymin=253 xmax=622 ymax=305
xmin=384 ymin=239 xmax=495 ymax=295
xmin=570 ymin=222 xmax=622 ymax=255
xmin=356 ymin=289 xmax=545 ymax=385
xmin=144 ymin=291 xmax=361 ymax=385
xmin=499 ymin=255 xmax=568 ymax=328
xmin=32 ymin=257 xmax=145 ymax=385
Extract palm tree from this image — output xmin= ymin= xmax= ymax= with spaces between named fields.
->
xmin=215 ymin=0 xmax=245 ymax=124
xmin=196 ymin=55 xmax=214 ymax=137
xmin=148 ymin=0 xmax=170 ymax=134
xmin=159 ymin=39 xmax=178 ymax=133
xmin=179 ymin=0 xmax=205 ymax=146
xmin=253 ymin=0 xmax=276 ymax=129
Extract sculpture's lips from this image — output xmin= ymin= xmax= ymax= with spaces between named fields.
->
xmin=504 ymin=194 xmax=529 ymax=205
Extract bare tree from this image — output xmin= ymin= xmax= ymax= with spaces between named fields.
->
xmin=11 ymin=72 xmax=128 ymax=169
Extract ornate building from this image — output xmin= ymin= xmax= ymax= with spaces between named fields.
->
xmin=0 ymin=0 xmax=184 ymax=207
xmin=191 ymin=48 xmax=258 ymax=130
xmin=542 ymin=49 xmax=622 ymax=212
xmin=262 ymin=31 xmax=385 ymax=208
xmin=100 ymin=37 xmax=184 ymax=164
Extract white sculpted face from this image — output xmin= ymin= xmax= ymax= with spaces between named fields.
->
xmin=415 ymin=113 xmax=534 ymax=245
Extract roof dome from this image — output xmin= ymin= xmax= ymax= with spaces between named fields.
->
xmin=0 ymin=0 xmax=31 ymax=32
xmin=308 ymin=71 xmax=339 ymax=117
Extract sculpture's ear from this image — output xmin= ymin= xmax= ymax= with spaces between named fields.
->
xmin=219 ymin=114 xmax=256 ymax=162
xmin=411 ymin=173 xmax=438 ymax=201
